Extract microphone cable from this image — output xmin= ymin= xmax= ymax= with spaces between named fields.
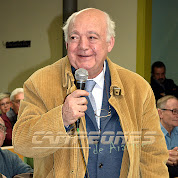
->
xmin=77 ymin=127 xmax=90 ymax=178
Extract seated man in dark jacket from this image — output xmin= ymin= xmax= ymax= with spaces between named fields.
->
xmin=0 ymin=117 xmax=33 ymax=178
xmin=150 ymin=61 xmax=178 ymax=101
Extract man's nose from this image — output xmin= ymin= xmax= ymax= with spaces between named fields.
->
xmin=158 ymin=74 xmax=163 ymax=79
xmin=78 ymin=37 xmax=89 ymax=50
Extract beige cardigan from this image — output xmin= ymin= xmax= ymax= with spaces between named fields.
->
xmin=13 ymin=56 xmax=169 ymax=178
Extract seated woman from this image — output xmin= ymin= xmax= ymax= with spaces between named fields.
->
xmin=0 ymin=93 xmax=11 ymax=117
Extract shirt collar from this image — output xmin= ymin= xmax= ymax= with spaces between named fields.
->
xmin=172 ymin=126 xmax=178 ymax=134
xmin=160 ymin=123 xmax=169 ymax=137
xmin=160 ymin=123 xmax=178 ymax=136
xmin=92 ymin=60 xmax=106 ymax=90
xmin=71 ymin=60 xmax=106 ymax=90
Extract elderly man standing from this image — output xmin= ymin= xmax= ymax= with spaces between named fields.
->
xmin=1 ymin=88 xmax=24 ymax=146
xmin=157 ymin=95 xmax=178 ymax=178
xmin=13 ymin=8 xmax=169 ymax=177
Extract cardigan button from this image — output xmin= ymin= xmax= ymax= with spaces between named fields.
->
xmin=99 ymin=163 xmax=103 ymax=168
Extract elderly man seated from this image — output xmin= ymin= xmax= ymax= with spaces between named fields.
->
xmin=0 ymin=117 xmax=33 ymax=178
xmin=157 ymin=95 xmax=178 ymax=178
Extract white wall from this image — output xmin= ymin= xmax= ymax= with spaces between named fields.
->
xmin=151 ymin=0 xmax=178 ymax=85
xmin=0 ymin=0 xmax=63 ymax=92
xmin=0 ymin=0 xmax=138 ymax=92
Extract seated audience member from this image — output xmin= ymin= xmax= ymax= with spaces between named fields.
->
xmin=157 ymin=95 xmax=178 ymax=178
xmin=0 ymin=117 xmax=33 ymax=178
xmin=151 ymin=61 xmax=178 ymax=101
xmin=0 ymin=93 xmax=11 ymax=117
xmin=1 ymin=88 xmax=24 ymax=146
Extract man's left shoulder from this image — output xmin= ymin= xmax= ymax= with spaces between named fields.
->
xmin=114 ymin=64 xmax=149 ymax=85
xmin=174 ymin=127 xmax=178 ymax=134
xmin=165 ymin=78 xmax=177 ymax=86
xmin=108 ymin=59 xmax=151 ymax=93
xmin=0 ymin=149 xmax=14 ymax=161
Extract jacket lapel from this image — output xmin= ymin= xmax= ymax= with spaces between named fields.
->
xmin=85 ymin=96 xmax=99 ymax=131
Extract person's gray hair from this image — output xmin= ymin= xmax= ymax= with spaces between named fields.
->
xmin=157 ymin=95 xmax=178 ymax=109
xmin=10 ymin=88 xmax=24 ymax=101
xmin=0 ymin=93 xmax=10 ymax=101
xmin=62 ymin=8 xmax=115 ymax=43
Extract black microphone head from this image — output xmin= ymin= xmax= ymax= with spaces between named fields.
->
xmin=75 ymin=68 xmax=88 ymax=90
xmin=75 ymin=68 xmax=88 ymax=83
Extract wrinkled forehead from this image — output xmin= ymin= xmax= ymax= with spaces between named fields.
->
xmin=166 ymin=98 xmax=178 ymax=107
xmin=154 ymin=67 xmax=165 ymax=73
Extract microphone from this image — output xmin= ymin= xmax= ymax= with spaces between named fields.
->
xmin=75 ymin=68 xmax=88 ymax=129
xmin=75 ymin=68 xmax=88 ymax=90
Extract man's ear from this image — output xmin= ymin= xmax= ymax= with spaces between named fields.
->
xmin=107 ymin=37 xmax=115 ymax=52
xmin=157 ymin=108 xmax=163 ymax=119
xmin=66 ymin=43 xmax=68 ymax=50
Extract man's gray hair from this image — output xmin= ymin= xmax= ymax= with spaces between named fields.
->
xmin=62 ymin=8 xmax=115 ymax=43
xmin=10 ymin=88 xmax=24 ymax=101
xmin=157 ymin=95 xmax=178 ymax=109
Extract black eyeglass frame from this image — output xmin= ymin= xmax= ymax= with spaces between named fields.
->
xmin=161 ymin=108 xmax=178 ymax=115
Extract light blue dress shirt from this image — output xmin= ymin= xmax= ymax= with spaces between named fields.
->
xmin=160 ymin=123 xmax=178 ymax=150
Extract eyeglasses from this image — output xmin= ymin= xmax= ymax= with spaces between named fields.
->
xmin=0 ymin=123 xmax=6 ymax=133
xmin=161 ymin=108 xmax=178 ymax=115
xmin=0 ymin=102 xmax=10 ymax=107
xmin=12 ymin=100 xmax=21 ymax=104
xmin=94 ymin=108 xmax=111 ymax=118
